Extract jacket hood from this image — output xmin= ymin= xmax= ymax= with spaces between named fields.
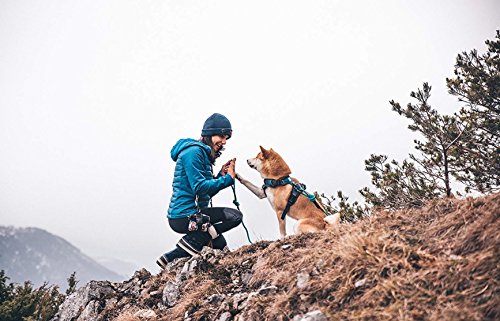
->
xmin=170 ymin=138 xmax=211 ymax=161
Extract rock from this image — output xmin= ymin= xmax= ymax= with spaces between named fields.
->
xmin=449 ymin=254 xmax=464 ymax=261
xmin=231 ymin=271 xmax=240 ymax=285
xmin=200 ymin=246 xmax=215 ymax=259
xmin=103 ymin=297 xmax=118 ymax=312
xmin=354 ymin=279 xmax=366 ymax=288
xmin=132 ymin=268 xmax=151 ymax=282
xmin=299 ymin=310 xmax=328 ymax=321
xmin=232 ymin=292 xmax=249 ymax=310
xmin=178 ymin=261 xmax=190 ymax=281
xmin=241 ymin=271 xmax=253 ymax=285
xmin=220 ymin=301 xmax=230 ymax=312
xmin=134 ymin=309 xmax=157 ymax=318
xmin=54 ymin=281 xmax=115 ymax=321
xmin=78 ymin=300 xmax=100 ymax=321
xmin=149 ymin=290 xmax=161 ymax=297
xmin=258 ymin=285 xmax=278 ymax=296
xmin=217 ymin=311 xmax=233 ymax=321
xmin=189 ymin=259 xmax=198 ymax=272
xmin=162 ymin=281 xmax=180 ymax=307
xmin=312 ymin=259 xmax=326 ymax=276
xmin=164 ymin=257 xmax=190 ymax=274
xmin=207 ymin=293 xmax=226 ymax=305
xmin=316 ymin=259 xmax=326 ymax=268
xmin=281 ymin=244 xmax=294 ymax=250
xmin=297 ymin=271 xmax=310 ymax=289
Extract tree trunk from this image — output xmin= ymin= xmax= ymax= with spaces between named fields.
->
xmin=443 ymin=149 xmax=452 ymax=197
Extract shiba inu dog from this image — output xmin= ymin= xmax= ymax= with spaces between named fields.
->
xmin=236 ymin=146 xmax=340 ymax=238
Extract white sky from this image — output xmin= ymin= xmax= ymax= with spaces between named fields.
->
xmin=1 ymin=0 xmax=498 ymax=274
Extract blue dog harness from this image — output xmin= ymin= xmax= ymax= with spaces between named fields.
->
xmin=263 ymin=176 xmax=329 ymax=220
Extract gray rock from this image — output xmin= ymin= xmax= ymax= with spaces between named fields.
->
xmin=200 ymin=246 xmax=215 ymax=259
xmin=299 ymin=310 xmax=328 ymax=321
xmin=77 ymin=300 xmax=100 ymax=321
xmin=164 ymin=257 xmax=190 ymax=274
xmin=179 ymin=261 xmax=190 ymax=280
xmin=312 ymin=259 xmax=326 ymax=276
xmin=162 ymin=281 xmax=180 ymax=307
xmin=241 ymin=271 xmax=253 ymax=285
xmin=217 ymin=311 xmax=233 ymax=321
xmin=231 ymin=271 xmax=240 ymax=285
xmin=54 ymin=281 xmax=115 ymax=321
xmin=354 ymin=279 xmax=366 ymax=288
xmin=131 ymin=268 xmax=151 ymax=283
xmin=189 ymin=259 xmax=198 ymax=272
xmin=258 ymin=285 xmax=278 ymax=295
xmin=297 ymin=271 xmax=310 ymax=289
xmin=134 ymin=309 xmax=157 ymax=318
xmin=207 ymin=293 xmax=226 ymax=305
xmin=232 ymin=292 xmax=249 ymax=310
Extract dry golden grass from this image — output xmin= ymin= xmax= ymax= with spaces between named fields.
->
xmin=102 ymin=193 xmax=499 ymax=321
xmin=177 ymin=193 xmax=499 ymax=320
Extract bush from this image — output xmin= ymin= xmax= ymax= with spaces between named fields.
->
xmin=0 ymin=270 xmax=74 ymax=321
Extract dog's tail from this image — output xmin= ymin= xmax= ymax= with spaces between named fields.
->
xmin=324 ymin=213 xmax=340 ymax=227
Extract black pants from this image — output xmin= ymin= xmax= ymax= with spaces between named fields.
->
xmin=169 ymin=207 xmax=243 ymax=251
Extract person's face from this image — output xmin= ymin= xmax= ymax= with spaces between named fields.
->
xmin=211 ymin=134 xmax=230 ymax=152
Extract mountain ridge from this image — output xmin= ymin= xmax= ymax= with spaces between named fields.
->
xmin=0 ymin=225 xmax=124 ymax=290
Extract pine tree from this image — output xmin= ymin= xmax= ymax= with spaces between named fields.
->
xmin=446 ymin=30 xmax=500 ymax=192
xmin=65 ymin=272 xmax=78 ymax=296
xmin=359 ymin=154 xmax=440 ymax=209
xmin=390 ymin=83 xmax=466 ymax=197
xmin=0 ymin=271 xmax=65 ymax=321
xmin=314 ymin=191 xmax=370 ymax=222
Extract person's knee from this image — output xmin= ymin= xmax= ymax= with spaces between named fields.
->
xmin=225 ymin=208 xmax=243 ymax=224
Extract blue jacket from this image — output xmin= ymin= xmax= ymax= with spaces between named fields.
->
xmin=167 ymin=138 xmax=234 ymax=219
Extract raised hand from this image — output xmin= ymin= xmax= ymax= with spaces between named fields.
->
xmin=227 ymin=158 xmax=236 ymax=179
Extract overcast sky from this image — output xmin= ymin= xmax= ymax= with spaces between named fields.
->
xmin=1 ymin=0 xmax=498 ymax=274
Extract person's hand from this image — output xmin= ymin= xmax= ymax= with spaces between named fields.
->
xmin=227 ymin=158 xmax=236 ymax=179
xmin=219 ymin=159 xmax=232 ymax=176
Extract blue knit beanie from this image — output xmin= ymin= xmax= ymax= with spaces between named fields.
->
xmin=201 ymin=113 xmax=232 ymax=138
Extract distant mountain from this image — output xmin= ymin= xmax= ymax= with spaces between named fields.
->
xmin=0 ymin=226 xmax=124 ymax=290
xmin=96 ymin=256 xmax=140 ymax=279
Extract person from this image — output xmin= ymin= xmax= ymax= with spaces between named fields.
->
xmin=156 ymin=113 xmax=243 ymax=269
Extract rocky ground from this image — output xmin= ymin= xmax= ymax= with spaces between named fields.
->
xmin=51 ymin=193 xmax=499 ymax=321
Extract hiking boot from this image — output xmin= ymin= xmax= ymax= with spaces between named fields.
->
xmin=211 ymin=234 xmax=227 ymax=250
xmin=177 ymin=233 xmax=210 ymax=256
xmin=156 ymin=246 xmax=190 ymax=269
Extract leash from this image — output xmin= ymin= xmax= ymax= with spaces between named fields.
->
xmin=231 ymin=182 xmax=253 ymax=244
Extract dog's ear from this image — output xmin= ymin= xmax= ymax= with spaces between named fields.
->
xmin=259 ymin=145 xmax=269 ymax=158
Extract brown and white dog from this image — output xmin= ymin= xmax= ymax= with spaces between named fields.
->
xmin=236 ymin=146 xmax=340 ymax=238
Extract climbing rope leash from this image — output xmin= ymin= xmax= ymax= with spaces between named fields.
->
xmin=231 ymin=182 xmax=253 ymax=244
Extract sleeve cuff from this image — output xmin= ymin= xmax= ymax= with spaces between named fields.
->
xmin=225 ymin=173 xmax=234 ymax=185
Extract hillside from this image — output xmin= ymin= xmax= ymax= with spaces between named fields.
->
xmin=0 ymin=226 xmax=124 ymax=290
xmin=52 ymin=193 xmax=499 ymax=321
